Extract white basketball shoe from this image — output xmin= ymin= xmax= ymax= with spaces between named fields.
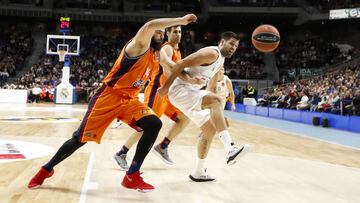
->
xmin=226 ymin=144 xmax=250 ymax=165
xmin=189 ymin=168 xmax=216 ymax=182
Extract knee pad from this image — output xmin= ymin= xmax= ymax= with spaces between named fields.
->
xmin=137 ymin=115 xmax=163 ymax=133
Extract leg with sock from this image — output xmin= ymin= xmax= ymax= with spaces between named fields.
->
xmin=153 ymin=137 xmax=173 ymax=165
xmin=153 ymin=114 xmax=189 ymax=164
xmin=117 ymin=145 xmax=129 ymax=156
xmin=159 ymin=114 xmax=189 ymax=150
xmin=113 ymin=131 xmax=143 ymax=170
xmin=206 ymin=95 xmax=250 ymax=165
xmin=189 ymin=121 xmax=216 ymax=182
xmin=113 ymin=145 xmax=130 ymax=170
xmin=153 ymin=137 xmax=174 ymax=165
xmin=121 ymin=115 xmax=162 ymax=192
xmin=28 ymin=133 xmax=86 ymax=189
xmin=160 ymin=137 xmax=171 ymax=149
xmin=218 ymin=130 xmax=233 ymax=152
xmin=218 ymin=129 xmax=249 ymax=165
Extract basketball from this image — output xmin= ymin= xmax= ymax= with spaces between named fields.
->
xmin=251 ymin=24 xmax=280 ymax=53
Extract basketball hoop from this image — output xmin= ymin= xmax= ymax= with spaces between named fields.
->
xmin=57 ymin=50 xmax=67 ymax=62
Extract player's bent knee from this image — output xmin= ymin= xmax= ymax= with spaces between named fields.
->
xmin=137 ymin=115 xmax=163 ymax=132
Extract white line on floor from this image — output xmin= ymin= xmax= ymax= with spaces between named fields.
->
xmin=79 ymin=152 xmax=97 ymax=203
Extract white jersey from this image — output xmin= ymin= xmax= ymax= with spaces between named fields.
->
xmin=216 ymin=75 xmax=230 ymax=99
xmin=168 ymin=46 xmax=225 ymax=127
xmin=172 ymin=46 xmax=225 ymax=89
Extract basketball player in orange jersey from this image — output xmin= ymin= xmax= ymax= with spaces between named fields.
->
xmin=27 ymin=14 xmax=197 ymax=192
xmin=112 ymin=25 xmax=194 ymax=169
xmin=158 ymin=32 xmax=250 ymax=182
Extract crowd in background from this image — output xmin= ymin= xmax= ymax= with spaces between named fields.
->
xmin=0 ymin=26 xmax=33 ymax=86
xmin=258 ymin=65 xmax=360 ymax=116
xmin=225 ymin=40 xmax=266 ymax=80
xmin=0 ymin=24 xmax=359 ymax=117
xmin=1 ymin=32 xmax=129 ymax=102
xmin=275 ymin=36 xmax=357 ymax=82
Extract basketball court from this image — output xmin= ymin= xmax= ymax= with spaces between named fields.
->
xmin=0 ymin=3 xmax=359 ymax=202
xmin=1 ymin=103 xmax=359 ymax=203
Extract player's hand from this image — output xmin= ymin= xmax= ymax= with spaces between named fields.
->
xmin=231 ymin=104 xmax=236 ymax=111
xmin=181 ymin=14 xmax=197 ymax=25
xmin=157 ymin=87 xmax=168 ymax=97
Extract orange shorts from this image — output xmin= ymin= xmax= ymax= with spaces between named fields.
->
xmin=77 ymin=85 xmax=155 ymax=144
xmin=144 ymin=85 xmax=183 ymax=122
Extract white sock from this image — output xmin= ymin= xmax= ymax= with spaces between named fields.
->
xmin=218 ymin=130 xmax=233 ymax=152
xmin=194 ymin=157 xmax=206 ymax=174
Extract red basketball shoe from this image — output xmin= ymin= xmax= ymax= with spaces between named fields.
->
xmin=28 ymin=167 xmax=54 ymax=189
xmin=121 ymin=171 xmax=154 ymax=192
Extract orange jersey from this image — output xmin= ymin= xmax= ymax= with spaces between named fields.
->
xmin=103 ymin=45 xmax=158 ymax=98
xmin=151 ymin=42 xmax=181 ymax=87
xmin=144 ymin=42 xmax=181 ymax=106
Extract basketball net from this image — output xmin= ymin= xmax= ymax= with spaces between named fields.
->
xmin=57 ymin=50 xmax=67 ymax=62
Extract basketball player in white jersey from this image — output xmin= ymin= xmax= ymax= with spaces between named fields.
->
xmin=158 ymin=31 xmax=250 ymax=182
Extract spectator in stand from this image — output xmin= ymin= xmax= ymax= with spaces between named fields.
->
xmin=30 ymin=83 xmax=41 ymax=103
xmin=287 ymin=89 xmax=300 ymax=109
xmin=345 ymin=90 xmax=360 ymax=116
xmin=296 ymin=91 xmax=310 ymax=111
xmin=242 ymin=83 xmax=257 ymax=100
xmin=309 ymin=91 xmax=321 ymax=112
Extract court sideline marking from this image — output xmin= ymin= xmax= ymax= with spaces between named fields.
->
xmin=79 ymin=152 xmax=98 ymax=203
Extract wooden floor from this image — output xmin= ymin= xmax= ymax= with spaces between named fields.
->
xmin=1 ymin=103 xmax=360 ymax=203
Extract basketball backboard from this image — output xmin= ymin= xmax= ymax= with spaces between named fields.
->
xmin=46 ymin=34 xmax=80 ymax=56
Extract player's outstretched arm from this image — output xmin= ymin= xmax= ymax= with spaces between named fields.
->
xmin=160 ymin=45 xmax=203 ymax=85
xmin=158 ymin=48 xmax=218 ymax=96
xmin=126 ymin=14 xmax=197 ymax=57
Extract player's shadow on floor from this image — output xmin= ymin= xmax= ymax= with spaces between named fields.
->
xmin=39 ymin=186 xmax=80 ymax=194
xmin=142 ymin=166 xmax=184 ymax=171
xmin=109 ymin=166 xmax=184 ymax=172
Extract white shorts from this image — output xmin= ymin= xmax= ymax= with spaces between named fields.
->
xmin=168 ymin=83 xmax=211 ymax=127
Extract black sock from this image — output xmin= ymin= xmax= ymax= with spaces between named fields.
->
xmin=127 ymin=115 xmax=162 ymax=174
xmin=117 ymin=145 xmax=129 ymax=156
xmin=160 ymin=137 xmax=171 ymax=149
xmin=43 ymin=135 xmax=85 ymax=172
